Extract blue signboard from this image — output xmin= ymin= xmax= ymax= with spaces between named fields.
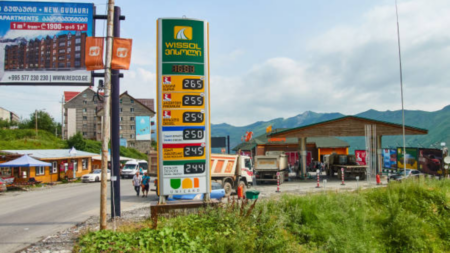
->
xmin=0 ymin=1 xmax=94 ymax=85
xmin=136 ymin=116 xmax=151 ymax=141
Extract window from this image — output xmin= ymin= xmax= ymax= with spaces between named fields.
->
xmin=120 ymin=134 xmax=123 ymax=138
xmin=0 ymin=167 xmax=11 ymax=176
xmin=75 ymin=46 xmax=81 ymax=51
xmin=129 ymin=142 xmax=135 ymax=147
xmin=120 ymin=117 xmax=123 ymax=122
xmin=83 ymin=108 xmax=87 ymax=113
xmin=130 ymin=125 xmax=134 ymax=130
xmin=130 ymin=117 xmax=135 ymax=121
xmin=119 ymin=99 xmax=122 ymax=104
xmin=83 ymin=116 xmax=87 ymax=120
xmin=82 ymin=132 xmax=87 ymax=136
xmin=130 ymin=108 xmax=134 ymax=113
xmin=36 ymin=166 xmax=45 ymax=176
xmin=67 ymin=62 xmax=71 ymax=68
xmin=82 ymin=159 xmax=88 ymax=170
xmin=120 ymin=125 xmax=122 ymax=130
xmin=75 ymin=53 xmax=81 ymax=59
xmin=75 ymin=38 xmax=81 ymax=44
xmin=83 ymin=100 xmax=87 ymax=104
xmin=75 ymin=61 xmax=81 ymax=67
xmin=52 ymin=162 xmax=58 ymax=174
xmin=83 ymin=124 xmax=87 ymax=128
xmin=130 ymin=134 xmax=134 ymax=138
xmin=120 ymin=108 xmax=122 ymax=113
xmin=83 ymin=94 xmax=87 ymax=98
xmin=130 ymin=99 xmax=134 ymax=103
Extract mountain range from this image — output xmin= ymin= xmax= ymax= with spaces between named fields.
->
xmin=211 ymin=105 xmax=450 ymax=153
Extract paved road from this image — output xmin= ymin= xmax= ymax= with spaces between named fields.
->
xmin=0 ymin=179 xmax=157 ymax=253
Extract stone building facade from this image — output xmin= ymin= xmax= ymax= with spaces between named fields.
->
xmin=63 ymin=88 xmax=155 ymax=154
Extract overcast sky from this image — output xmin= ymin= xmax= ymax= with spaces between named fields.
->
xmin=1 ymin=0 xmax=449 ymax=126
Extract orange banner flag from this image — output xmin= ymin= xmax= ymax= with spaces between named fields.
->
xmin=85 ymin=37 xmax=104 ymax=71
xmin=266 ymin=125 xmax=272 ymax=133
xmin=111 ymin=38 xmax=133 ymax=70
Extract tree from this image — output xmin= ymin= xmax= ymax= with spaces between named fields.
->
xmin=22 ymin=110 xmax=58 ymax=135
xmin=67 ymin=132 xmax=86 ymax=150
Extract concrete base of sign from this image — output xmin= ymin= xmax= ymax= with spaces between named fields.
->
xmin=150 ymin=200 xmax=219 ymax=229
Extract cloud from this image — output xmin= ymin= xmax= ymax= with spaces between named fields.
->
xmin=210 ymin=0 xmax=450 ymax=126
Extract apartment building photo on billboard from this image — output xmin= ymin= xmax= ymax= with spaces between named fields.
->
xmin=0 ymin=1 xmax=94 ymax=85
xmin=4 ymin=31 xmax=87 ymax=71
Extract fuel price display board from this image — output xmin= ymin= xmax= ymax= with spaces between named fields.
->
xmin=157 ymin=18 xmax=210 ymax=197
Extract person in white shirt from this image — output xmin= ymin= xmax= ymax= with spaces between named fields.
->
xmin=132 ymin=172 xmax=142 ymax=197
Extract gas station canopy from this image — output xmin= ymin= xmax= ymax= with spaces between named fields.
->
xmin=269 ymin=116 xmax=428 ymax=138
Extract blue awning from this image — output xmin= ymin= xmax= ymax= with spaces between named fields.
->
xmin=0 ymin=154 xmax=52 ymax=168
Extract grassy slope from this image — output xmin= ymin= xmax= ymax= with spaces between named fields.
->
xmin=0 ymin=129 xmax=147 ymax=160
xmin=76 ymin=179 xmax=450 ymax=252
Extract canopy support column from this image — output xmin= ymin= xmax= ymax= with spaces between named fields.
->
xmin=377 ymin=135 xmax=382 ymax=175
xmin=298 ymin=137 xmax=307 ymax=179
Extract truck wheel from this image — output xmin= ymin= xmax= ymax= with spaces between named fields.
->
xmin=360 ymin=173 xmax=367 ymax=180
xmin=223 ymin=181 xmax=233 ymax=197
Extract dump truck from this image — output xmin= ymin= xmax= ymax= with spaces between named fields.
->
xmin=211 ymin=154 xmax=253 ymax=196
xmin=254 ymin=151 xmax=288 ymax=184
xmin=325 ymin=154 xmax=367 ymax=180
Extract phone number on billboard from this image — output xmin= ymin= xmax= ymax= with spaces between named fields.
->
xmin=9 ymin=74 xmax=50 ymax=81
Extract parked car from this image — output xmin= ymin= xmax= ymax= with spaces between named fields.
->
xmin=0 ymin=178 xmax=6 ymax=192
xmin=168 ymin=182 xmax=226 ymax=201
xmin=82 ymin=169 xmax=111 ymax=183
xmin=388 ymin=169 xmax=423 ymax=182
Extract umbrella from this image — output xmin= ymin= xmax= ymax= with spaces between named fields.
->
xmin=0 ymin=154 xmax=52 ymax=167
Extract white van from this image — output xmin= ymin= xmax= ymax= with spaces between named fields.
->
xmin=121 ymin=160 xmax=148 ymax=179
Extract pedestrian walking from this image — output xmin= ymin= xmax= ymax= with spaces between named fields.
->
xmin=141 ymin=172 xmax=150 ymax=197
xmin=132 ymin=172 xmax=142 ymax=196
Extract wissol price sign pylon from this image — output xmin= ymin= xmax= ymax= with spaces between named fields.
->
xmin=156 ymin=18 xmax=210 ymax=203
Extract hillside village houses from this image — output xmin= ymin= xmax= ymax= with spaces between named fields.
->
xmin=63 ymin=88 xmax=155 ymax=154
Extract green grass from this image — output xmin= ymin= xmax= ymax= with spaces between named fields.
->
xmin=75 ymin=179 xmax=450 ymax=252
xmin=0 ymin=129 xmax=148 ymax=160
xmin=0 ymin=129 xmax=67 ymax=149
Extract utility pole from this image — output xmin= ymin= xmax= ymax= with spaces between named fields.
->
xmin=110 ymin=6 xmax=122 ymax=218
xmin=100 ymin=0 xmax=115 ymax=230
xmin=61 ymin=95 xmax=64 ymax=140
xmin=35 ymin=109 xmax=38 ymax=137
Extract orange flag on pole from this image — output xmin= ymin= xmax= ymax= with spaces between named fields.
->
xmin=111 ymin=38 xmax=133 ymax=70
xmin=266 ymin=125 xmax=272 ymax=133
xmin=85 ymin=37 xmax=104 ymax=71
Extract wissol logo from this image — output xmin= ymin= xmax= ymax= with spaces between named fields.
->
xmin=163 ymin=110 xmax=171 ymax=119
xmin=163 ymin=93 xmax=171 ymax=101
xmin=174 ymin=26 xmax=192 ymax=40
xmin=163 ymin=76 xmax=171 ymax=84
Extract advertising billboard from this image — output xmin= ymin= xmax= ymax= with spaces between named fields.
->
xmin=157 ymin=18 xmax=210 ymax=197
xmin=355 ymin=150 xmax=367 ymax=165
xmin=397 ymin=147 xmax=418 ymax=170
xmin=389 ymin=149 xmax=397 ymax=170
xmin=136 ymin=116 xmax=151 ymax=141
xmin=382 ymin=149 xmax=391 ymax=168
xmin=418 ymin=148 xmax=443 ymax=176
xmin=0 ymin=1 xmax=94 ymax=85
